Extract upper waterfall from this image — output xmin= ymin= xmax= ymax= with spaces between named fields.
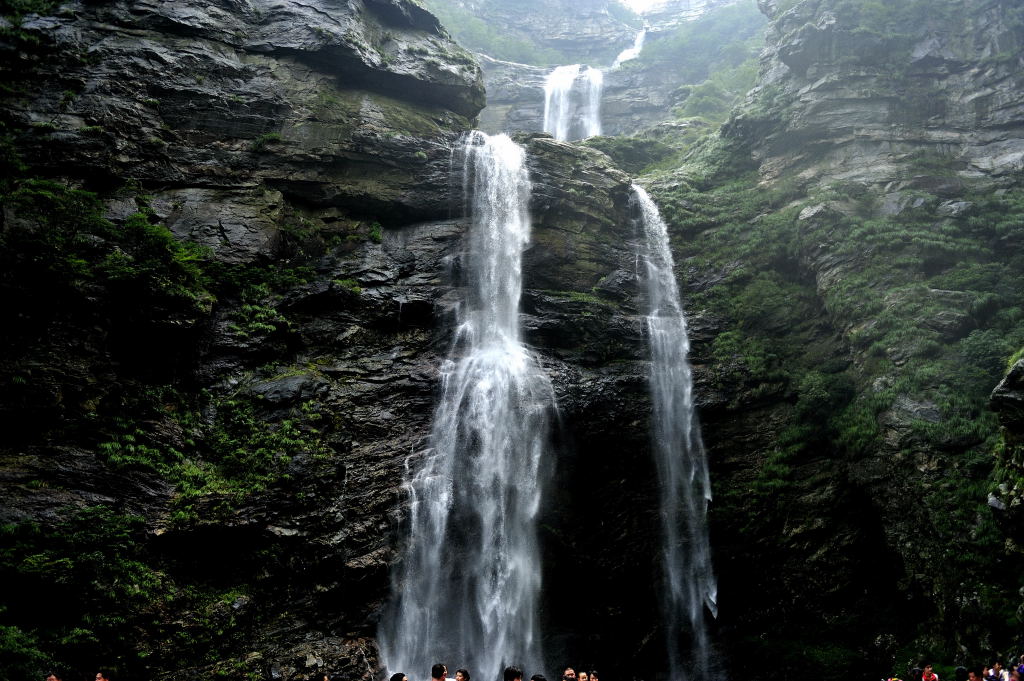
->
xmin=377 ymin=131 xmax=555 ymax=681
xmin=613 ymin=29 xmax=647 ymax=68
xmin=542 ymin=64 xmax=603 ymax=141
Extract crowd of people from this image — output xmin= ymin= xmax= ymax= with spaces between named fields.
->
xmin=40 ymin=658 xmax=1024 ymax=681
xmin=44 ymin=671 xmax=112 ymax=681
xmin=38 ymin=662 xmax=596 ymax=681
xmin=894 ymin=656 xmax=1024 ymax=681
xmin=388 ymin=662 xmax=598 ymax=681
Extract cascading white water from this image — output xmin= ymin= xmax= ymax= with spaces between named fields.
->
xmin=543 ymin=64 xmax=603 ymax=141
xmin=378 ymin=131 xmax=554 ymax=681
xmin=581 ymin=67 xmax=603 ymax=138
xmin=543 ymin=64 xmax=582 ymax=142
xmin=632 ymin=185 xmax=718 ymax=681
xmin=613 ymin=29 xmax=647 ymax=68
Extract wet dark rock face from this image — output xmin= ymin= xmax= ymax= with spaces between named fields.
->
xmin=0 ymin=0 xmax=488 ymax=678
xmin=6 ymin=0 xmax=484 ymax=239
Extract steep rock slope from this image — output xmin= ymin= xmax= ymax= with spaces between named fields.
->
xmin=4 ymin=0 xmax=484 ymax=235
xmin=725 ymin=0 xmax=1024 ymax=185
xmin=0 ymin=0 xmax=488 ymax=678
xmin=636 ymin=0 xmax=1024 ymax=675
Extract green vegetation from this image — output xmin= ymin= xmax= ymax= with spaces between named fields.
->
xmin=0 ymin=0 xmax=59 ymax=43
xmin=541 ymin=289 xmax=618 ymax=309
xmin=646 ymin=131 xmax=1024 ymax=666
xmin=671 ymin=54 xmax=759 ymax=123
xmin=630 ymin=0 xmax=766 ymax=122
xmin=91 ymin=383 xmax=336 ymax=518
xmin=581 ymin=136 xmax=676 ymax=175
xmin=0 ymin=506 xmax=266 ymax=680
xmin=249 ymin=131 xmax=284 ymax=151
xmin=368 ymin=220 xmax=384 ymax=243
xmin=0 ymin=180 xmax=214 ymax=332
xmin=0 ymin=0 xmax=58 ymax=20
xmin=175 ymin=394 xmax=334 ymax=508
xmin=634 ymin=0 xmax=765 ymax=75
xmin=0 ymin=150 xmax=340 ymax=455
xmin=333 ymin=277 xmax=362 ymax=293
xmin=226 ymin=283 xmax=291 ymax=338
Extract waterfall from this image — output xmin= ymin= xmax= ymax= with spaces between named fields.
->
xmin=581 ymin=67 xmax=603 ymax=138
xmin=613 ymin=29 xmax=647 ymax=68
xmin=542 ymin=64 xmax=603 ymax=141
xmin=543 ymin=64 xmax=581 ymax=142
xmin=632 ymin=185 xmax=718 ymax=681
xmin=378 ymin=131 xmax=554 ymax=681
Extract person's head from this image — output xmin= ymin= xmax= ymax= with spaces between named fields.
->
xmin=995 ymin=663 xmax=1005 ymax=673
xmin=504 ymin=666 xmax=523 ymax=681
xmin=925 ymin=665 xmax=934 ymax=675
xmin=45 ymin=674 xmax=62 ymax=681
xmin=455 ymin=669 xmax=470 ymax=681
xmin=589 ymin=671 xmax=599 ymax=681
xmin=432 ymin=665 xmax=447 ymax=681
xmin=531 ymin=675 xmax=547 ymax=681
xmin=563 ymin=668 xmax=576 ymax=681
xmin=970 ymin=672 xmax=983 ymax=681
xmin=391 ymin=673 xmax=408 ymax=681
xmin=579 ymin=672 xmax=589 ymax=681
xmin=315 ymin=674 xmax=330 ymax=681
xmin=96 ymin=672 xmax=112 ymax=681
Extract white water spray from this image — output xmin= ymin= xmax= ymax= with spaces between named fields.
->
xmin=581 ymin=67 xmax=603 ymax=138
xmin=543 ymin=64 xmax=580 ymax=142
xmin=613 ymin=29 xmax=647 ymax=68
xmin=633 ymin=185 xmax=717 ymax=681
xmin=542 ymin=64 xmax=603 ymax=141
xmin=378 ymin=132 xmax=554 ymax=681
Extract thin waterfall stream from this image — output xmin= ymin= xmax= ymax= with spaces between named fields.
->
xmin=613 ymin=29 xmax=647 ymax=68
xmin=633 ymin=185 xmax=718 ymax=681
xmin=378 ymin=131 xmax=555 ymax=680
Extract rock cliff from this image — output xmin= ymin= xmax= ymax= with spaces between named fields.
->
xmin=0 ymin=0 xmax=489 ymax=678
xmin=724 ymin=0 xmax=1024 ymax=186
xmin=0 ymin=1 xmax=670 ymax=677
xmin=3 ymin=0 xmax=1024 ymax=679
xmin=636 ymin=0 xmax=1024 ymax=674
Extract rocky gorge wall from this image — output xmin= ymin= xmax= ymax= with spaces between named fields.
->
xmin=0 ymin=1 xmax=679 ymax=679
xmin=635 ymin=0 xmax=1024 ymax=674
xmin=3 ymin=0 xmax=1024 ymax=679
xmin=725 ymin=0 xmax=1024 ymax=186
